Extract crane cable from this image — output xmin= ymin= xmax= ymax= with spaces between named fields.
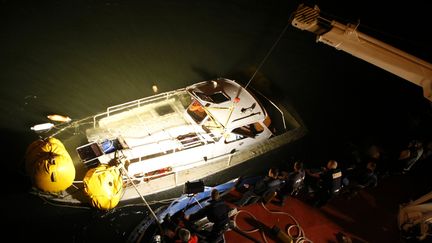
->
xmin=245 ymin=17 xmax=292 ymax=90
xmin=230 ymin=18 xmax=292 ymax=130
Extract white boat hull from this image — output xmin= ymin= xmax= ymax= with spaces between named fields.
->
xmin=29 ymin=78 xmax=307 ymax=207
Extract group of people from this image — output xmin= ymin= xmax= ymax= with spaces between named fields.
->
xmin=161 ymin=188 xmax=232 ymax=243
xmin=233 ymin=160 xmax=307 ymax=208
xmin=158 ymin=138 xmax=431 ymax=242
xmin=232 ymin=154 xmax=381 ymax=209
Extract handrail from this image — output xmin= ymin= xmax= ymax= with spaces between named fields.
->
xmin=129 ymin=149 xmax=236 ymax=181
xmin=250 ymin=87 xmax=286 ymax=130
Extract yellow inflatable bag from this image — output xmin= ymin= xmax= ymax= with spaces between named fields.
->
xmin=83 ymin=164 xmax=123 ymax=210
xmin=25 ymin=138 xmax=75 ymax=193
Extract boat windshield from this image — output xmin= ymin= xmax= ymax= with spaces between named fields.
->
xmin=194 ymin=91 xmax=229 ymax=104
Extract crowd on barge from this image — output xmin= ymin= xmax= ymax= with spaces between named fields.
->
xmin=151 ymin=134 xmax=432 ymax=243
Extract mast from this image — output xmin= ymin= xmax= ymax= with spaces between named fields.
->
xmin=290 ymin=4 xmax=432 ymax=102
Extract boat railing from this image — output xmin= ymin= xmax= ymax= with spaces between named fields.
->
xmin=129 ymin=169 xmax=174 ymax=181
xmin=91 ymin=87 xmax=186 ymax=127
xmin=250 ymin=87 xmax=286 ymax=130
xmin=266 ymin=96 xmax=286 ymax=130
xmin=132 ymin=137 xmax=203 ymax=156
xmin=121 ymin=132 xmax=208 ymax=166
xmin=130 ymin=150 xmax=234 ymax=183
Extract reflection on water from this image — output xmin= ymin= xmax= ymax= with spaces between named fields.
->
xmin=2 ymin=1 xmax=431 ymax=242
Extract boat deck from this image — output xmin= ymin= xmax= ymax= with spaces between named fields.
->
xmin=88 ymin=94 xmax=192 ymax=146
xmin=222 ymin=160 xmax=432 ymax=243
xmin=224 ymin=190 xmax=388 ymax=243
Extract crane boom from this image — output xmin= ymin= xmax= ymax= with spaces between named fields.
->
xmin=291 ymin=4 xmax=432 ymax=102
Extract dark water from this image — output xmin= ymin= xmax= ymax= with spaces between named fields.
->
xmin=1 ymin=1 xmax=431 ymax=242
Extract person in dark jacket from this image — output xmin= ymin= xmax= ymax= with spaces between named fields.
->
xmin=354 ymin=161 xmax=378 ymax=188
xmin=235 ymin=167 xmax=282 ymax=207
xmin=185 ymin=188 xmax=231 ymax=243
xmin=343 ymin=161 xmax=378 ymax=199
xmin=308 ymin=160 xmax=342 ymax=207
xmin=275 ymin=161 xmax=305 ymax=206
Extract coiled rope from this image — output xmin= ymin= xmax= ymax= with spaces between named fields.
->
xmin=231 ymin=202 xmax=313 ymax=243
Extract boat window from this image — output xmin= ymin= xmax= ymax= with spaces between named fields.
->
xmin=187 ymin=100 xmax=207 ymax=123
xmin=209 ymin=92 xmax=229 ymax=103
xmin=155 ymin=104 xmax=175 ymax=116
xmin=225 ymin=122 xmax=264 ymax=143
xmin=194 ymin=91 xmax=229 ymax=104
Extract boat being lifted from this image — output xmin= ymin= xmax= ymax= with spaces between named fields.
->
xmin=25 ymin=77 xmax=306 ymax=210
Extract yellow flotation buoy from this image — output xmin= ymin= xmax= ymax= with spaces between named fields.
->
xmin=25 ymin=137 xmax=75 ymax=193
xmin=83 ymin=164 xmax=123 ymax=210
